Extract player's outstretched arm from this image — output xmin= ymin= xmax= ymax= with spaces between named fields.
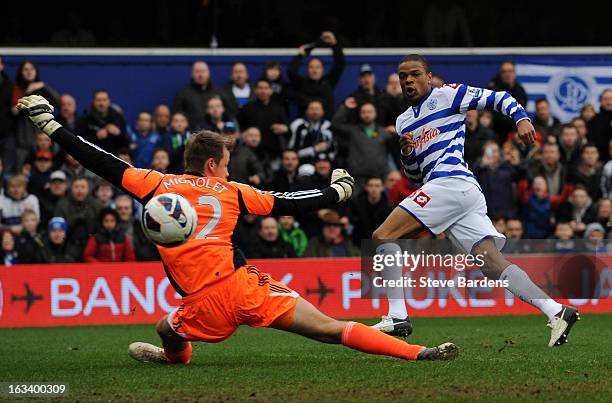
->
xmin=235 ymin=169 xmax=355 ymax=217
xmin=17 ymin=95 xmax=163 ymax=203
xmin=270 ymin=168 xmax=354 ymax=215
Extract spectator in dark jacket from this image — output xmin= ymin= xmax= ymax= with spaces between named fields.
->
xmin=532 ymin=98 xmax=561 ymax=141
xmin=199 ymin=96 xmax=238 ymax=133
xmin=225 ymin=122 xmax=264 ymax=186
xmin=41 ymin=217 xmax=80 ymax=263
xmin=349 ymin=64 xmax=383 ymax=109
xmin=153 ymin=104 xmax=171 ymax=137
xmin=15 ymin=209 xmax=45 ymax=263
xmin=38 ymin=170 xmax=68 ymax=224
xmin=288 ymin=99 xmax=335 ymax=166
xmin=332 ymin=98 xmax=398 ymax=190
xmin=556 ymin=185 xmax=597 ymax=238
xmin=558 ymin=124 xmax=581 ymax=169
xmin=222 ymin=62 xmax=254 ymax=117
xmin=10 ymin=60 xmax=60 ymax=170
xmin=1 ymin=229 xmax=18 ymax=266
xmin=570 ymin=143 xmax=603 ymax=200
xmin=163 ymin=112 xmax=191 ymax=174
xmin=248 ymin=217 xmax=296 ymax=259
xmin=57 ymin=94 xmax=78 ymax=131
xmin=26 ymin=150 xmax=54 ymax=199
xmin=173 ymin=61 xmax=227 ymax=130
xmin=527 ymin=143 xmax=572 ymax=201
xmin=377 ymin=73 xmax=410 ymax=133
xmin=75 ymin=89 xmax=130 ymax=155
xmin=262 ymin=62 xmax=291 ymax=112
xmin=54 ymin=176 xmax=101 ymax=251
xmin=304 ymin=211 xmax=359 ymax=258
xmin=0 ymin=57 xmax=16 ymax=173
xmin=265 ymin=149 xmax=306 ymax=192
xmin=474 ymin=141 xmax=520 ymax=218
xmin=288 ymin=31 xmax=345 ymax=118
xmin=349 ymin=177 xmax=393 ymax=244
xmin=84 ymin=208 xmax=135 ymax=262
xmin=487 ymin=61 xmax=528 ymax=141
xmin=238 ymin=79 xmax=290 ymax=165
xmin=464 ymin=110 xmax=497 ymax=168
xmin=587 ymin=89 xmax=612 ymax=160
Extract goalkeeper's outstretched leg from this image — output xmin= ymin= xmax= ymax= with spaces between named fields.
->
xmin=272 ymin=298 xmax=458 ymax=361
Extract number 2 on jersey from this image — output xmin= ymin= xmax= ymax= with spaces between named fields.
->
xmin=195 ymin=195 xmax=222 ymax=239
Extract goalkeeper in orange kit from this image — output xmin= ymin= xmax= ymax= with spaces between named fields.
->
xmin=18 ymin=94 xmax=458 ymax=364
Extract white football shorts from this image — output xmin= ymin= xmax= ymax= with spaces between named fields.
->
xmin=398 ymin=176 xmax=506 ymax=253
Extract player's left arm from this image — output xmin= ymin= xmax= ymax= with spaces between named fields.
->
xmin=233 ymin=169 xmax=355 ymax=217
xmin=448 ymin=84 xmax=536 ymax=145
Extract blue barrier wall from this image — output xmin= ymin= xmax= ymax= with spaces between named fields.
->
xmin=2 ymin=51 xmax=611 ymax=123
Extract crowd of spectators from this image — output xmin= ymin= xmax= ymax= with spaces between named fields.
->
xmin=1 ymin=36 xmax=611 ymax=265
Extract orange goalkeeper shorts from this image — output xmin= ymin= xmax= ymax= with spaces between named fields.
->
xmin=168 ymin=265 xmax=299 ymax=343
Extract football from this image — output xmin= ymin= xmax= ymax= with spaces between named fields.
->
xmin=142 ymin=193 xmax=198 ymax=247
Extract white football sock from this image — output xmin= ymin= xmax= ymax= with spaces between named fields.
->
xmin=500 ymin=264 xmax=562 ymax=320
xmin=376 ymin=242 xmax=408 ymax=319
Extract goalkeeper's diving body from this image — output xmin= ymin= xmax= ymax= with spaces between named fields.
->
xmin=17 ymin=95 xmax=458 ymax=363
xmin=371 ymin=54 xmax=579 ymax=347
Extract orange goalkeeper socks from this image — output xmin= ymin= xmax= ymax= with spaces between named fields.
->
xmin=341 ymin=322 xmax=423 ymax=361
xmin=164 ymin=342 xmax=192 ymax=364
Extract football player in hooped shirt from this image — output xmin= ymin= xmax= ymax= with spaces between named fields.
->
xmin=18 ymin=94 xmax=459 ymax=364
xmin=371 ymin=54 xmax=579 ymax=347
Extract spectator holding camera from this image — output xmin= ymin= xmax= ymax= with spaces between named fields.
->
xmin=288 ymin=31 xmax=345 ymax=118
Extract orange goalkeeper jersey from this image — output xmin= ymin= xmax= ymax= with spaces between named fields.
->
xmin=122 ymin=168 xmax=276 ymax=295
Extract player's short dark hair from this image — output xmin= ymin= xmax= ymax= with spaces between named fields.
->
xmin=398 ymin=54 xmax=430 ymax=72
xmin=535 ymin=98 xmax=549 ymax=106
xmin=184 ymin=130 xmax=233 ymax=173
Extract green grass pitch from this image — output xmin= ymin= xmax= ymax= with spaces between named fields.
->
xmin=1 ymin=314 xmax=611 ymax=402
